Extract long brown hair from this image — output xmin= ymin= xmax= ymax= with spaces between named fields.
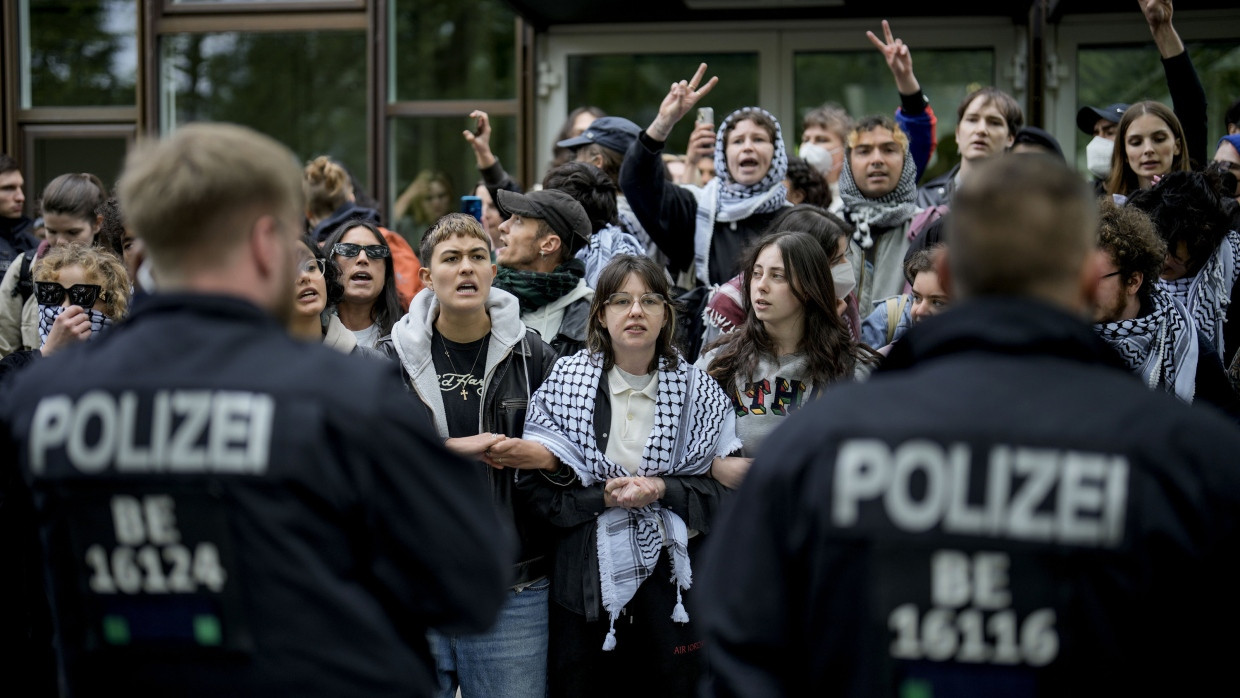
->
xmin=707 ymin=231 xmax=871 ymax=393
xmin=1104 ymin=101 xmax=1189 ymax=197
xmin=586 ymin=255 xmax=679 ymax=373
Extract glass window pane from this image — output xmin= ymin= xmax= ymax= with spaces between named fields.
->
xmin=1076 ymin=41 xmax=1240 ymax=170
xmin=794 ymin=49 xmax=995 ymax=182
xmin=21 ymin=0 xmax=138 ymax=108
xmin=389 ymin=115 xmax=516 ymax=247
xmin=28 ymin=132 xmax=131 ymax=201
xmin=567 ymin=53 xmax=760 ymax=156
xmin=390 ymin=0 xmax=516 ymax=102
xmin=161 ymin=31 xmax=368 ymax=191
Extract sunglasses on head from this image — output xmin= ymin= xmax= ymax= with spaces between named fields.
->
xmin=332 ymin=242 xmax=390 ymax=259
xmin=36 ymin=282 xmax=105 ymax=308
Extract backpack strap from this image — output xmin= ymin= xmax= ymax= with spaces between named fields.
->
xmin=13 ymin=253 xmax=34 ymax=304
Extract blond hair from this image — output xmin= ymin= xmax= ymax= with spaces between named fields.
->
xmin=303 ymin=156 xmax=353 ymax=221
xmin=118 ymin=123 xmax=304 ymax=274
xmin=34 ymin=243 xmax=131 ymax=320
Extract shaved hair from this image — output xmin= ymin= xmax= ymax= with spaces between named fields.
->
xmin=948 ymin=155 xmax=1096 ymax=304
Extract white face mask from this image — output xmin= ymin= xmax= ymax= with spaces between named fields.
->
xmin=1086 ymin=135 xmax=1114 ymax=180
xmin=799 ymin=142 xmax=838 ymax=177
xmin=830 ymin=260 xmax=856 ymax=302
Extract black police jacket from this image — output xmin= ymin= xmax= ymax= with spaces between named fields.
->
xmin=0 ymin=293 xmax=511 ymax=698
xmin=697 ymin=297 xmax=1240 ymax=697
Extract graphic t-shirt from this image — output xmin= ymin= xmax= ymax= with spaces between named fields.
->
xmin=431 ymin=330 xmax=489 ymax=438
xmin=698 ymin=350 xmax=812 ymax=456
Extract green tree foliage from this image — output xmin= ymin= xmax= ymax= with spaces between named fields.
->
xmin=27 ymin=0 xmax=137 ymax=107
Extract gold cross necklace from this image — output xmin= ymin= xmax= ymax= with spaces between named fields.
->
xmin=438 ymin=332 xmax=486 ymax=401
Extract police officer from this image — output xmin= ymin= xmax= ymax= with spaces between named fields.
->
xmin=0 ymin=123 xmax=511 ymax=697
xmin=696 ymin=154 xmax=1240 ymax=696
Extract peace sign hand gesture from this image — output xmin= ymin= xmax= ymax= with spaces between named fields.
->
xmin=646 ymin=62 xmax=719 ymax=142
xmin=867 ymin=20 xmax=920 ymax=95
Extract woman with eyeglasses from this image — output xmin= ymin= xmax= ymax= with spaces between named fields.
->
xmin=0 ymin=242 xmax=129 ymax=381
xmin=322 ymin=220 xmax=402 ymax=349
xmin=698 ymin=231 xmax=878 ymax=489
xmin=0 ymin=172 xmax=109 ymax=358
xmin=517 ymin=254 xmax=738 ymax=697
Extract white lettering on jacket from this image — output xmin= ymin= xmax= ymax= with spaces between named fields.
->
xmin=30 ymin=390 xmax=274 ymax=475
xmin=832 ymin=439 xmax=1128 ymax=548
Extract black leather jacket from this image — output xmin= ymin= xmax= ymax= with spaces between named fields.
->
xmin=379 ymin=327 xmax=559 ymax=586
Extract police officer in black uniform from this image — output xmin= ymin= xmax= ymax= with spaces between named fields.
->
xmin=0 ymin=123 xmax=511 ymax=697
xmin=696 ymin=154 xmax=1240 ymax=697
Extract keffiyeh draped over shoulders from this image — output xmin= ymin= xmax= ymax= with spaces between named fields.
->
xmin=524 ymin=350 xmax=740 ymax=650
xmin=1157 ymin=229 xmax=1240 ymax=358
xmin=1095 ymin=287 xmax=1199 ymax=403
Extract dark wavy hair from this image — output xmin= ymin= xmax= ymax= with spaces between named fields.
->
xmin=586 ymin=255 xmax=679 ymax=373
xmin=1126 ymin=170 xmax=1229 ymax=277
xmin=763 ymin=204 xmax=854 ymax=262
xmin=706 ymin=231 xmax=872 ymax=394
xmin=785 ymin=156 xmax=831 ymax=209
xmin=323 ymin=219 xmax=402 ymax=336
xmin=301 ymin=234 xmax=344 ymax=307
xmin=1096 ymin=198 xmax=1164 ymax=307
xmin=542 ymin=160 xmax=618 ymax=234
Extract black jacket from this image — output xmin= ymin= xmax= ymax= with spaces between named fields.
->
xmin=915 ymin=163 xmax=959 ymax=208
xmin=378 ymin=302 xmax=561 ymax=588
xmin=620 ymin=131 xmax=783 ymax=286
xmin=0 ymin=216 xmax=39 ymax=273
xmin=0 ymin=293 xmax=511 ymax=698
xmin=517 ymin=370 xmax=729 ymax=621
xmin=698 ymin=298 xmax=1240 ymax=697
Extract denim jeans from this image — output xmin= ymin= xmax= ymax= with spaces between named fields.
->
xmin=429 ymin=576 xmax=549 ymax=698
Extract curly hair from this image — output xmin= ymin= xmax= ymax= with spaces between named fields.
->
xmin=97 ymin=196 xmax=126 ymax=260
xmin=34 ymin=242 xmax=131 ymax=320
xmin=1097 ymin=197 xmax=1164 ymax=306
xmin=1126 ymin=170 xmax=1228 ymax=277
xmin=586 ymin=255 xmax=679 ymax=374
xmin=542 ymin=160 xmax=618 ymax=234
xmin=784 ymin=156 xmax=831 ymax=209
xmin=303 ymin=156 xmax=353 ymax=222
xmin=706 ymin=231 xmax=874 ymax=394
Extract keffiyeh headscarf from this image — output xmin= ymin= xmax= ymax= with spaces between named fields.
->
xmin=524 ymin=351 xmax=741 ymax=651
xmin=1156 ymin=229 xmax=1240 ymax=358
xmin=689 ymin=107 xmax=790 ymax=282
xmin=1094 ymin=287 xmax=1198 ymax=403
xmin=837 ymin=139 xmax=919 ymax=249
xmin=38 ymin=304 xmax=113 ymax=347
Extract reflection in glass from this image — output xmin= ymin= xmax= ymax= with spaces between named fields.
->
xmin=161 ymin=31 xmax=368 ymax=192
xmin=21 ymin=0 xmax=138 ymax=107
xmin=794 ymin=49 xmax=994 ymax=182
xmin=1077 ymin=42 xmax=1240 ymax=172
xmin=389 ymin=0 xmax=516 ymax=102
xmin=567 ymin=53 xmax=760 ymax=159
xmin=31 ymin=135 xmax=129 ymax=197
xmin=389 ymin=115 xmax=516 ymax=246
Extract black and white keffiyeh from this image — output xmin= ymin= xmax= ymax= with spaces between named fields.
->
xmin=837 ymin=139 xmax=919 ymax=250
xmin=1095 ymin=287 xmax=1198 ymax=403
xmin=1157 ymin=229 xmax=1240 ymax=358
xmin=524 ymin=350 xmax=740 ymax=651
xmin=38 ymin=304 xmax=113 ymax=346
xmin=689 ymin=107 xmax=789 ymax=282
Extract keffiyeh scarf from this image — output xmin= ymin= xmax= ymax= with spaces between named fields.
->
xmin=838 ymin=141 xmax=919 ymax=249
xmin=38 ymin=304 xmax=113 ymax=346
xmin=576 ymin=224 xmax=645 ymax=288
xmin=524 ymin=351 xmax=741 ymax=650
xmin=689 ymin=107 xmax=789 ymax=282
xmin=1095 ymin=287 xmax=1198 ymax=403
xmin=493 ymin=258 xmax=586 ymax=313
xmin=1157 ymin=229 xmax=1240 ymax=358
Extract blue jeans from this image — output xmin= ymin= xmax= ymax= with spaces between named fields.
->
xmin=429 ymin=576 xmax=549 ymax=698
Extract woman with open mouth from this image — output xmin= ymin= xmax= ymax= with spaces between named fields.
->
xmin=322 ymin=220 xmax=403 ymax=349
xmin=289 ymin=235 xmax=380 ymax=357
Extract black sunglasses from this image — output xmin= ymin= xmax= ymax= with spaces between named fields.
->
xmin=36 ymin=282 xmax=105 ymax=308
xmin=332 ymin=242 xmax=390 ymax=259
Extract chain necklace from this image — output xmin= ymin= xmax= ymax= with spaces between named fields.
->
xmin=437 ymin=331 xmax=486 ymax=401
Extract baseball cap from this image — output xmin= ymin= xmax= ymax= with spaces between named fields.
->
xmin=495 ymin=189 xmax=592 ymax=253
xmin=556 ymin=116 xmax=641 ymax=156
xmin=1012 ymin=126 xmax=1064 ymax=160
xmin=1076 ymin=103 xmax=1129 ymax=135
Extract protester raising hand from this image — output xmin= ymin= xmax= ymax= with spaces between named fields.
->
xmin=645 ymin=62 xmax=719 ymax=142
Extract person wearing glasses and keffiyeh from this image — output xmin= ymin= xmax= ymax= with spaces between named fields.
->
xmin=518 ymin=254 xmax=740 ymax=698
